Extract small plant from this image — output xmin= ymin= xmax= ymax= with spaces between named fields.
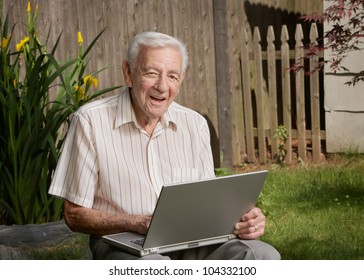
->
xmin=214 ymin=151 xmax=233 ymax=176
xmin=273 ymin=125 xmax=288 ymax=164
xmin=0 ymin=2 xmax=120 ymax=224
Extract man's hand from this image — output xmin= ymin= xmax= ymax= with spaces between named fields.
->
xmin=233 ymin=207 xmax=266 ymax=240
xmin=132 ymin=215 xmax=152 ymax=235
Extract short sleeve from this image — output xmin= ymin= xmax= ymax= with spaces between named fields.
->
xmin=48 ymin=112 xmax=98 ymax=208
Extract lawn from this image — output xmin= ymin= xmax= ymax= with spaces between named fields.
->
xmin=257 ymin=154 xmax=364 ymax=259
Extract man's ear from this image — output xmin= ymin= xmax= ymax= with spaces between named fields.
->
xmin=179 ymin=73 xmax=185 ymax=84
xmin=122 ymin=60 xmax=133 ymax=87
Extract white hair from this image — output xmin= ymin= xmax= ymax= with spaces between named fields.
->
xmin=126 ymin=31 xmax=189 ymax=74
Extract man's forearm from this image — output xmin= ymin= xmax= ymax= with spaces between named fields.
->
xmin=63 ymin=200 xmax=151 ymax=236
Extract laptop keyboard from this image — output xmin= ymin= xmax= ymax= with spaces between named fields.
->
xmin=131 ymin=238 xmax=145 ymax=246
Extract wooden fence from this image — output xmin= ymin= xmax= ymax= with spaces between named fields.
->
xmin=3 ymin=0 xmax=324 ymax=167
xmin=239 ymin=23 xmax=324 ymax=165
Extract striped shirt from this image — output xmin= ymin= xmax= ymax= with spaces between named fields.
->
xmin=49 ymin=87 xmax=215 ymax=216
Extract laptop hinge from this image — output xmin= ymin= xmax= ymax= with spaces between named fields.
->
xmin=228 ymin=234 xmax=236 ymax=240
xmin=146 ymin=247 xmax=160 ymax=254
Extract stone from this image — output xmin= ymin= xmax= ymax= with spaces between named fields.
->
xmin=0 ymin=220 xmax=92 ymax=259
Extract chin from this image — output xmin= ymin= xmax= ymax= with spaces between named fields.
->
xmin=147 ymin=107 xmax=168 ymax=118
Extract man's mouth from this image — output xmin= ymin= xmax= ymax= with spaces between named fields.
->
xmin=150 ymin=95 xmax=166 ymax=102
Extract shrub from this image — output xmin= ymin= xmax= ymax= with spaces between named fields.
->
xmin=0 ymin=2 xmax=120 ymax=224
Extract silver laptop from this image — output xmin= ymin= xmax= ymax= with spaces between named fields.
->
xmin=102 ymin=170 xmax=268 ymax=257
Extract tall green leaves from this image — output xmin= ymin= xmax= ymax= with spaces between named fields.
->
xmin=0 ymin=2 xmax=120 ymax=224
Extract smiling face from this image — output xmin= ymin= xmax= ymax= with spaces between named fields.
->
xmin=122 ymin=46 xmax=184 ymax=131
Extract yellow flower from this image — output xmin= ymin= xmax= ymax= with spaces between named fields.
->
xmin=13 ymin=79 xmax=17 ymax=88
xmin=77 ymin=32 xmax=83 ymax=45
xmin=84 ymin=75 xmax=98 ymax=88
xmin=75 ymin=85 xmax=85 ymax=99
xmin=27 ymin=2 xmax=31 ymax=13
xmin=1 ymin=37 xmax=8 ymax=49
xmin=16 ymin=36 xmax=30 ymax=52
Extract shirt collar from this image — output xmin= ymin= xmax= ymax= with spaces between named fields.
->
xmin=115 ymin=87 xmax=178 ymax=130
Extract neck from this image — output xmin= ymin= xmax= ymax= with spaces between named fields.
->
xmin=141 ymin=118 xmax=159 ymax=136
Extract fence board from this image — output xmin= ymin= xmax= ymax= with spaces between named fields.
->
xmin=212 ymin=0 xmax=232 ymax=167
xmin=241 ymin=28 xmax=255 ymax=163
xmin=310 ymin=23 xmax=321 ymax=163
xmin=295 ymin=24 xmax=307 ymax=161
xmin=102 ymin=0 xmax=126 ymax=88
xmin=280 ymin=25 xmax=293 ymax=164
xmin=267 ymin=26 xmax=278 ymax=158
xmin=253 ymin=27 xmax=267 ymax=163
xmin=228 ymin=0 xmax=247 ymax=164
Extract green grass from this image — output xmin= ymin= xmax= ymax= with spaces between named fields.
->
xmin=31 ymin=234 xmax=91 ymax=260
xmin=258 ymin=154 xmax=364 ymax=259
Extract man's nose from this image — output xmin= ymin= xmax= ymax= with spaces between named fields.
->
xmin=154 ymin=75 xmax=169 ymax=92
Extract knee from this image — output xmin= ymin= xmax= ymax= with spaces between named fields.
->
xmin=139 ymin=254 xmax=171 ymax=260
xmin=257 ymin=244 xmax=281 ymax=260
xmin=242 ymin=240 xmax=281 ymax=260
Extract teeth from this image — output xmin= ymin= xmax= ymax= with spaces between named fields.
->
xmin=152 ymin=96 xmax=164 ymax=100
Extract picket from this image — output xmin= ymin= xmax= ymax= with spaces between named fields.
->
xmin=280 ymin=25 xmax=293 ymax=164
xmin=267 ymin=26 xmax=279 ymax=158
xmin=295 ymin=24 xmax=307 ymax=161
xmin=310 ymin=23 xmax=322 ymax=163
xmin=253 ymin=27 xmax=266 ymax=164
xmin=241 ymin=28 xmax=255 ymax=163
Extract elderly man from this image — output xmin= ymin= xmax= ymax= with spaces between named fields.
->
xmin=49 ymin=31 xmax=280 ymax=260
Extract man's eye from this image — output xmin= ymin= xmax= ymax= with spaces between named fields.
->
xmin=168 ymin=75 xmax=179 ymax=81
xmin=146 ymin=72 xmax=158 ymax=77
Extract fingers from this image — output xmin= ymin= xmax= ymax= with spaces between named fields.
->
xmin=234 ymin=207 xmax=266 ymax=240
xmin=134 ymin=215 xmax=152 ymax=235
xmin=234 ymin=220 xmax=265 ymax=239
xmin=242 ymin=207 xmax=263 ymax=222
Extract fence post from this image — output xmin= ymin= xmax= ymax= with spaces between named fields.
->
xmin=281 ymin=25 xmax=292 ymax=164
xmin=212 ymin=0 xmax=233 ymax=167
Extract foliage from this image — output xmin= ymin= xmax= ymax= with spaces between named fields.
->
xmin=0 ymin=2 xmax=120 ymax=224
xmin=273 ymin=125 xmax=288 ymax=164
xmin=294 ymin=0 xmax=364 ymax=85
